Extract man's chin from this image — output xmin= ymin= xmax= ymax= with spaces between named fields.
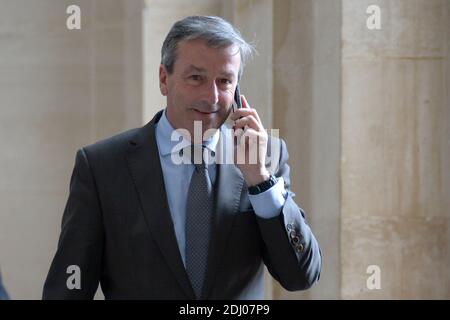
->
xmin=203 ymin=126 xmax=220 ymax=139
xmin=186 ymin=121 xmax=222 ymax=142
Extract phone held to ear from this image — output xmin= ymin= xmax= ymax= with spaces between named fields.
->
xmin=233 ymin=83 xmax=242 ymax=111
xmin=225 ymin=83 xmax=241 ymax=129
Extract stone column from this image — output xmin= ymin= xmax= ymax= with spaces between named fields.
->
xmin=272 ymin=0 xmax=342 ymax=299
xmin=341 ymin=0 xmax=450 ymax=299
xmin=0 ymin=0 xmax=143 ymax=299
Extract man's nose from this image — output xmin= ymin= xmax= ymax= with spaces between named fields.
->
xmin=203 ymin=81 xmax=219 ymax=106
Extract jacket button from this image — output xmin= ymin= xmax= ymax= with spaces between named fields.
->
xmin=295 ymin=243 xmax=304 ymax=253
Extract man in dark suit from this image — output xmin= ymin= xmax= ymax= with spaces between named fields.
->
xmin=43 ymin=15 xmax=321 ymax=299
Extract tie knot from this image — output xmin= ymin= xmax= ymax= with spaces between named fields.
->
xmin=189 ymin=145 xmax=207 ymax=170
xmin=180 ymin=145 xmax=215 ymax=170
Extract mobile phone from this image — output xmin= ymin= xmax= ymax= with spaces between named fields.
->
xmin=233 ymin=83 xmax=241 ymax=111
xmin=225 ymin=83 xmax=242 ymax=129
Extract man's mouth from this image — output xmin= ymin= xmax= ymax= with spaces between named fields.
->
xmin=192 ymin=109 xmax=218 ymax=115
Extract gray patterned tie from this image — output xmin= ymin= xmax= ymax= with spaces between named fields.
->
xmin=185 ymin=145 xmax=213 ymax=299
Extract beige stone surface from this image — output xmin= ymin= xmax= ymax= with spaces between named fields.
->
xmin=343 ymin=0 xmax=448 ymax=59
xmin=0 ymin=0 xmax=143 ymax=299
xmin=342 ymin=0 xmax=450 ymax=299
xmin=342 ymin=215 xmax=450 ymax=299
xmin=273 ymin=0 xmax=341 ymax=299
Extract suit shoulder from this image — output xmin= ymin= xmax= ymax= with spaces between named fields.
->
xmin=81 ymin=127 xmax=141 ymax=159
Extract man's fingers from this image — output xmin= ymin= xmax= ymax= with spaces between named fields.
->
xmin=233 ymin=115 xmax=262 ymax=132
xmin=230 ymin=108 xmax=252 ymax=120
xmin=231 ymin=107 xmax=262 ymax=124
xmin=241 ymin=95 xmax=249 ymax=109
xmin=240 ymin=95 xmax=262 ymax=123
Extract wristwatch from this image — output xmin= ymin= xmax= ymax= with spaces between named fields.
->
xmin=248 ymin=175 xmax=278 ymax=195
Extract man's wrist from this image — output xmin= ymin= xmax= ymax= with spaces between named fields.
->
xmin=248 ymin=174 xmax=278 ymax=195
xmin=245 ymin=170 xmax=271 ymax=187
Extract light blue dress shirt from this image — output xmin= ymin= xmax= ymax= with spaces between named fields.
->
xmin=155 ymin=109 xmax=287 ymax=267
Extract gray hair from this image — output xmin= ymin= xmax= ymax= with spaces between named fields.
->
xmin=161 ymin=16 xmax=255 ymax=80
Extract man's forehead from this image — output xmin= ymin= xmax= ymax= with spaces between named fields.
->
xmin=175 ymin=39 xmax=240 ymax=69
xmin=179 ymin=38 xmax=239 ymax=52
xmin=182 ymin=64 xmax=237 ymax=77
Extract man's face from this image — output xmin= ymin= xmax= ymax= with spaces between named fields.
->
xmin=159 ymin=39 xmax=241 ymax=140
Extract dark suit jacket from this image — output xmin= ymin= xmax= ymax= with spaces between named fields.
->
xmin=43 ymin=110 xmax=321 ymax=299
xmin=0 ymin=271 xmax=9 ymax=300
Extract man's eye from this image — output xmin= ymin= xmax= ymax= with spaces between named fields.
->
xmin=190 ymin=75 xmax=202 ymax=81
xmin=220 ymin=79 xmax=232 ymax=85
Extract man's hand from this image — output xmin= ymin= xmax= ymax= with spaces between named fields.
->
xmin=230 ymin=95 xmax=270 ymax=187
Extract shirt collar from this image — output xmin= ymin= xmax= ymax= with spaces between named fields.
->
xmin=156 ymin=108 xmax=221 ymax=157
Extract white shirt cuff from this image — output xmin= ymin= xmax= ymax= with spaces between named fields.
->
xmin=248 ymin=177 xmax=287 ymax=219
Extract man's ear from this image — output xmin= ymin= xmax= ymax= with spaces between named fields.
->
xmin=159 ymin=64 xmax=168 ymax=96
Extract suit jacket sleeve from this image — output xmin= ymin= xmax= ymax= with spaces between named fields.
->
xmin=257 ymin=139 xmax=322 ymax=291
xmin=43 ymin=148 xmax=104 ymax=299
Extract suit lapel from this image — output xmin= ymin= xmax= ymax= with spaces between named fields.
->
xmin=125 ymin=110 xmax=195 ymax=299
